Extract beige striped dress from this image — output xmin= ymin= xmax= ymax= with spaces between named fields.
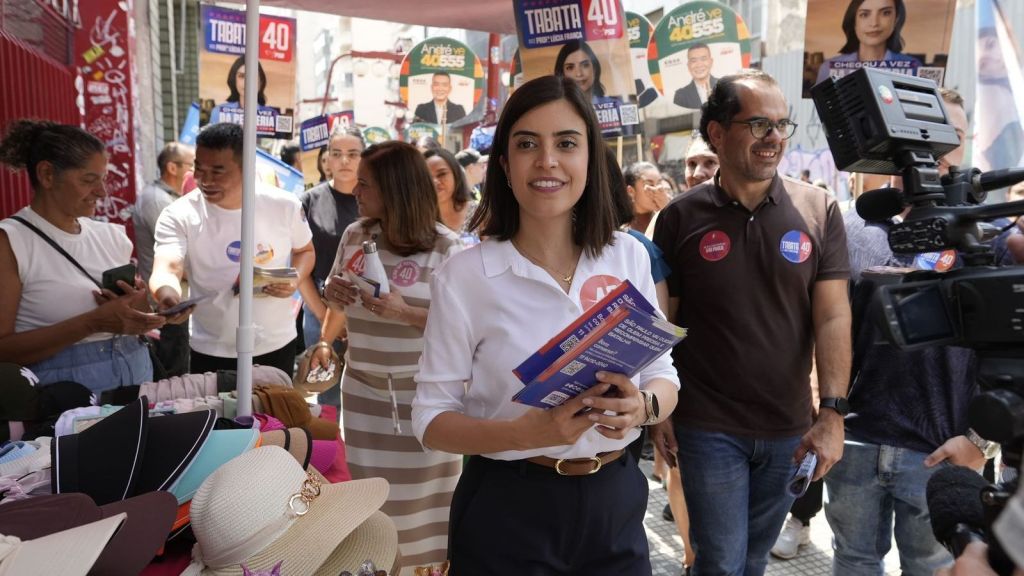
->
xmin=330 ymin=220 xmax=462 ymax=573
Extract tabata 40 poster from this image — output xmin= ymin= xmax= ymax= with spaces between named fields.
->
xmin=514 ymin=0 xmax=639 ymax=137
xmin=198 ymin=5 xmax=297 ymax=139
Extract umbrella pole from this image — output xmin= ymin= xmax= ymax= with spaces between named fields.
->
xmin=235 ymin=0 xmax=260 ymax=417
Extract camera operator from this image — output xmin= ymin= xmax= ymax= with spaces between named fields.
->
xmin=824 ymin=89 xmax=999 ymax=576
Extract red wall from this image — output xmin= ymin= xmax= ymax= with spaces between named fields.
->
xmin=0 ymin=6 xmax=79 ymax=219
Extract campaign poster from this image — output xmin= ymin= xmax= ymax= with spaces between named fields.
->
xmin=199 ymin=5 xmax=297 ymax=139
xmin=509 ymin=49 xmax=525 ymax=93
xmin=400 ymin=37 xmax=484 ymax=126
xmin=513 ymin=0 xmax=639 ymax=137
xmin=406 ymin=123 xmax=441 ymax=143
xmin=648 ymin=2 xmax=752 ymax=112
xmin=363 ymin=126 xmax=392 ymax=145
xmin=626 ymin=12 xmax=658 ymax=108
xmin=803 ymin=0 xmax=957 ymax=98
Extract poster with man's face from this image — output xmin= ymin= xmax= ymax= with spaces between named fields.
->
xmin=513 ymin=0 xmax=639 ymax=137
xmin=198 ymin=5 xmax=297 ymax=138
xmin=647 ymin=1 xmax=751 ymax=111
xmin=803 ymin=0 xmax=957 ymax=98
xmin=399 ymin=37 xmax=483 ymax=126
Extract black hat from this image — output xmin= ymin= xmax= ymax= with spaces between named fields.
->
xmin=28 ymin=380 xmax=93 ymax=440
xmin=133 ymin=408 xmax=216 ymax=494
xmin=0 ymin=364 xmax=39 ymax=421
xmin=53 ymin=397 xmax=148 ymax=506
xmin=0 ymin=491 xmax=178 ymax=576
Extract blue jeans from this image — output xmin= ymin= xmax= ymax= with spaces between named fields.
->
xmin=302 ymin=303 xmax=342 ymax=412
xmin=27 ymin=335 xmax=152 ymax=394
xmin=675 ymin=425 xmax=801 ymax=576
xmin=824 ymin=440 xmax=952 ymax=576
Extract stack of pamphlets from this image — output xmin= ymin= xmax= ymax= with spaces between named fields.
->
xmin=233 ymin=267 xmax=298 ymax=297
xmin=512 ymin=280 xmax=686 ymax=408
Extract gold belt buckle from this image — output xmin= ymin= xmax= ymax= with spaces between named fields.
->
xmin=554 ymin=456 xmax=603 ymax=476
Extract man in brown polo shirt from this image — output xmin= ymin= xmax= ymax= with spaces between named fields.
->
xmin=652 ymin=69 xmax=851 ymax=576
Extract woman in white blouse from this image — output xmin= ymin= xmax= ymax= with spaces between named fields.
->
xmin=412 ymin=75 xmax=680 ymax=575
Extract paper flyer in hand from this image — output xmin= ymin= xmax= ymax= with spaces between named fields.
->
xmin=232 ymin=267 xmax=298 ymax=296
xmin=511 ymin=280 xmax=686 ymax=408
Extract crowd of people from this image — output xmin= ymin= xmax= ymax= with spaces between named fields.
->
xmin=1 ymin=66 xmax=1023 ymax=576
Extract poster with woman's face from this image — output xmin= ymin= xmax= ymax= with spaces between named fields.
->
xmin=399 ymin=37 xmax=483 ymax=127
xmin=803 ymin=0 xmax=957 ymax=98
xmin=198 ymin=5 xmax=297 ymax=138
xmin=513 ymin=0 xmax=639 ymax=137
xmin=647 ymin=2 xmax=752 ymax=112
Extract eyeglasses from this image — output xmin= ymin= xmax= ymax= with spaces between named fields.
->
xmin=731 ymin=118 xmax=798 ymax=140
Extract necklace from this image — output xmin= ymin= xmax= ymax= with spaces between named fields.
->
xmin=511 ymin=238 xmax=577 ymax=288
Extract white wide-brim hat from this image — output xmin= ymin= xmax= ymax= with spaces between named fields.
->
xmin=0 ymin=513 xmax=126 ymax=576
xmin=184 ymin=446 xmax=395 ymax=576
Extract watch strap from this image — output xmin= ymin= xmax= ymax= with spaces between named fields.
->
xmin=819 ymin=397 xmax=850 ymax=416
xmin=966 ymin=428 xmax=999 ymax=459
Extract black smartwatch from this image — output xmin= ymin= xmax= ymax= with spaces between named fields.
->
xmin=819 ymin=397 xmax=851 ymax=416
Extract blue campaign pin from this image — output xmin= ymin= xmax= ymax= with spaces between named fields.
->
xmin=779 ymin=230 xmax=812 ymax=263
xmin=914 ymin=250 xmax=956 ymax=272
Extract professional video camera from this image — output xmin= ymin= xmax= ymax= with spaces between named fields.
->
xmin=812 ymin=68 xmax=1024 ymax=574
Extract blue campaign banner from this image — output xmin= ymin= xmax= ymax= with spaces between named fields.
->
xmin=516 ymin=0 xmax=586 ymax=49
xmin=255 ymin=149 xmax=304 ymax=195
xmin=179 ymin=102 xmax=201 ymax=146
xmin=202 ymin=6 xmax=246 ymax=56
xmin=299 ymin=116 xmax=330 ymax=151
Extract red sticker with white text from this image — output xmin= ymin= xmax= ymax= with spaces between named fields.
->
xmin=345 ymin=250 xmax=366 ymax=276
xmin=580 ymin=274 xmax=623 ymax=311
xmin=699 ymin=230 xmax=731 ymax=262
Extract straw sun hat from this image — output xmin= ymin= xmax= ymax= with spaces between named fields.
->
xmin=184 ymin=446 xmax=398 ymax=576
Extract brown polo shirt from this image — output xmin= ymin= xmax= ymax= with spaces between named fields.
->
xmin=653 ymin=174 xmax=850 ymax=437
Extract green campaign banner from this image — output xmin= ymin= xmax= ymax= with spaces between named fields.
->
xmin=362 ymin=126 xmax=392 ymax=145
xmin=399 ymin=37 xmax=484 ymax=125
xmin=647 ymin=1 xmax=751 ymax=111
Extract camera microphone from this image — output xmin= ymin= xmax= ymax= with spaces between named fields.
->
xmin=927 ymin=466 xmax=988 ymax=558
xmin=977 ymin=168 xmax=1024 ymax=193
xmin=856 ymin=187 xmax=906 ymax=222
xmin=927 ymin=466 xmax=1017 ymax=576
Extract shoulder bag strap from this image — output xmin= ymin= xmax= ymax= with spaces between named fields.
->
xmin=10 ymin=215 xmax=104 ymax=290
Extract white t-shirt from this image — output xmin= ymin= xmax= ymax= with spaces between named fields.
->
xmin=412 ymin=231 xmax=681 ymax=461
xmin=0 ymin=207 xmax=132 ymax=344
xmin=153 ymin=184 xmax=313 ymax=357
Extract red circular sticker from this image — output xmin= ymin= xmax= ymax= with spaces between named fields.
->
xmin=345 ymin=251 xmax=365 ymax=276
xmin=699 ymin=231 xmax=731 ymax=262
xmin=580 ymin=274 xmax=622 ymax=311
xmin=391 ymin=260 xmax=421 ymax=287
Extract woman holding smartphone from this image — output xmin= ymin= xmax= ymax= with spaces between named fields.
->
xmin=0 ymin=120 xmax=166 ymax=392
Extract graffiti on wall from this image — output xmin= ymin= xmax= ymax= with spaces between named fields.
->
xmin=76 ymin=1 xmax=136 ymax=226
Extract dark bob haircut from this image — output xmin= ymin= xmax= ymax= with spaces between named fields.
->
xmin=699 ymin=69 xmax=779 ymax=154
xmin=226 ymin=56 xmax=268 ymax=106
xmin=553 ymin=40 xmax=606 ymax=98
xmin=468 ymin=75 xmax=616 ymax=257
xmin=423 ymin=148 xmax=473 ymax=212
xmin=839 ymin=0 xmax=908 ymax=55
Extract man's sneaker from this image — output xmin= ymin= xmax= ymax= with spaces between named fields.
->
xmin=770 ymin=516 xmax=811 ymax=560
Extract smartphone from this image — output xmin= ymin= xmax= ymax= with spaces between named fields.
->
xmin=157 ymin=293 xmax=212 ymax=317
xmin=101 ymin=263 xmax=137 ymax=296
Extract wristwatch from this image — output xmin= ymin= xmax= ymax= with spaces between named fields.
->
xmin=819 ymin=397 xmax=851 ymax=417
xmin=640 ymin=390 xmax=660 ymax=426
xmin=966 ymin=428 xmax=1000 ymax=460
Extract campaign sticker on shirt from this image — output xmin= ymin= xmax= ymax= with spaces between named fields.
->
xmin=255 ymin=243 xmax=275 ymax=265
xmin=346 ymin=250 xmax=366 ymax=276
xmin=699 ymin=231 xmax=731 ymax=262
xmin=580 ymin=275 xmax=623 ymax=311
xmin=391 ymin=260 xmax=421 ymax=287
xmin=226 ymin=240 xmax=242 ymax=263
xmin=779 ymin=230 xmax=812 ymax=264
xmin=914 ymin=250 xmax=957 ymax=272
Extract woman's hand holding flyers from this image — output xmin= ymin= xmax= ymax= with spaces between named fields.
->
xmin=581 ymin=371 xmax=647 ymax=439
xmin=513 ymin=382 xmax=612 ymax=449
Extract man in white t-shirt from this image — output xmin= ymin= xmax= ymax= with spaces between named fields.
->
xmin=149 ymin=123 xmax=314 ymax=376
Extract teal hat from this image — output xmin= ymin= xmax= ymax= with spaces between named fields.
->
xmin=169 ymin=427 xmax=259 ymax=504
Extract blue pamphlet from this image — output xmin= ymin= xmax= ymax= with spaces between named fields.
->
xmin=511 ymin=280 xmax=686 ymax=409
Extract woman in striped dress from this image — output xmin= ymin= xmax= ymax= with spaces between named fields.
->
xmin=315 ymin=141 xmax=462 ymax=573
